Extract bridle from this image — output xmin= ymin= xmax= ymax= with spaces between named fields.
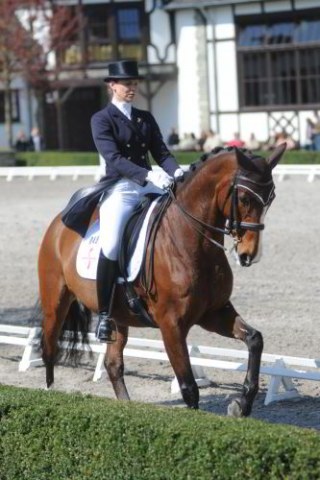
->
xmin=225 ymin=172 xmax=275 ymax=234
xmin=168 ymin=170 xmax=275 ymax=252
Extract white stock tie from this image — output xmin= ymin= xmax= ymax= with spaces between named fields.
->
xmin=121 ymin=104 xmax=132 ymax=120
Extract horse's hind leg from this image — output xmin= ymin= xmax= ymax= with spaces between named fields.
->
xmin=199 ymin=301 xmax=263 ymax=417
xmin=104 ymin=324 xmax=130 ymax=400
xmin=40 ymin=279 xmax=72 ymax=389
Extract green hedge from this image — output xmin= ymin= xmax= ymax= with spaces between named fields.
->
xmin=0 ymin=385 xmax=319 ymax=480
xmin=14 ymin=149 xmax=320 ymax=167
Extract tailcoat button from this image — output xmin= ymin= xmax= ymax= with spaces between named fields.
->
xmin=142 ymin=143 xmax=146 ymax=147
xmin=127 ymin=143 xmax=131 ymax=148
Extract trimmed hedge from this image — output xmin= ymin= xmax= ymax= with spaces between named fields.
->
xmin=0 ymin=385 xmax=319 ymax=480
xmin=15 ymin=149 xmax=320 ymax=167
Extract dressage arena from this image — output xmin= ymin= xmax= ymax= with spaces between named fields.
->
xmin=0 ymin=175 xmax=319 ymax=430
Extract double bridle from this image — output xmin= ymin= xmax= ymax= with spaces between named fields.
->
xmin=168 ymin=170 xmax=275 ymax=252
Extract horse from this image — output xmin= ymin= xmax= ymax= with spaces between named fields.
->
xmin=38 ymin=144 xmax=286 ymax=417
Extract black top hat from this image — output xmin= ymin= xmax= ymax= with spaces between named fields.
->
xmin=104 ymin=60 xmax=144 ymax=82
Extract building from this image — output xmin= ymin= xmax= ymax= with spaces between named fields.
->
xmin=167 ymin=0 xmax=320 ymax=147
xmin=1 ymin=0 xmax=320 ymax=150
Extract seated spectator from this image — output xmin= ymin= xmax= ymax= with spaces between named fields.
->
xmin=245 ymin=133 xmax=261 ymax=151
xmin=29 ymin=127 xmax=44 ymax=152
xmin=202 ymin=130 xmax=223 ymax=153
xmin=15 ymin=130 xmax=30 ymax=152
xmin=176 ymin=133 xmax=198 ymax=151
xmin=167 ymin=127 xmax=180 ymax=148
xmin=197 ymin=130 xmax=208 ymax=151
xmin=274 ymin=130 xmax=296 ymax=150
xmin=226 ymin=132 xmax=245 ymax=148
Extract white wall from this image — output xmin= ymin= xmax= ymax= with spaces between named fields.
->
xmin=176 ymin=11 xmax=201 ymax=137
xmin=147 ymin=5 xmax=175 ymax=64
xmin=239 ymin=113 xmax=269 ymax=144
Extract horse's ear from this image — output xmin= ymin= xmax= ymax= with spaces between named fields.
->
xmin=266 ymin=143 xmax=287 ymax=169
xmin=235 ymin=147 xmax=254 ymax=171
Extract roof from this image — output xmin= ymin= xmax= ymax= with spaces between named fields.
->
xmin=165 ymin=0 xmax=279 ymax=10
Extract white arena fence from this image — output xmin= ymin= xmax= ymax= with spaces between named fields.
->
xmin=1 ymin=324 xmax=320 ymax=406
xmin=0 ymin=164 xmax=319 ymax=182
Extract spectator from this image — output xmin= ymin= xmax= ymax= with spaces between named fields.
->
xmin=197 ymin=130 xmax=208 ymax=151
xmin=167 ymin=127 xmax=180 ymax=149
xmin=15 ymin=130 xmax=30 ymax=152
xmin=312 ymin=111 xmax=320 ymax=151
xmin=177 ymin=133 xmax=198 ymax=151
xmin=29 ymin=127 xmax=44 ymax=152
xmin=202 ymin=129 xmax=222 ymax=153
xmin=274 ymin=130 xmax=296 ymax=150
xmin=303 ymin=118 xmax=315 ymax=151
xmin=245 ymin=133 xmax=261 ymax=151
xmin=226 ymin=132 xmax=245 ymax=148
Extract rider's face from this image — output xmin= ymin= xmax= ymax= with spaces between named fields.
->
xmin=109 ymin=80 xmax=139 ymax=103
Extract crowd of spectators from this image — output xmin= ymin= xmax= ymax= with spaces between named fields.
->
xmin=167 ymin=126 xmax=304 ymax=153
xmin=166 ymin=126 xmax=312 ymax=153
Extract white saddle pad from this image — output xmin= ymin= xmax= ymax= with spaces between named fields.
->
xmin=76 ymin=198 xmax=160 ymax=282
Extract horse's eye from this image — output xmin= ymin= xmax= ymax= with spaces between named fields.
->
xmin=240 ymin=196 xmax=250 ymax=207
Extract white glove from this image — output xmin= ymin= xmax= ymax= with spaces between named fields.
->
xmin=146 ymin=170 xmax=173 ymax=190
xmin=174 ymin=167 xmax=184 ymax=180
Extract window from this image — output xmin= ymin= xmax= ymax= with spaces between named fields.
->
xmin=62 ymin=3 xmax=148 ymax=66
xmin=237 ymin=12 xmax=320 ymax=108
xmin=0 ymin=90 xmax=20 ymax=123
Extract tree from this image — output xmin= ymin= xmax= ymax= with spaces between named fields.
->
xmin=0 ymin=0 xmax=82 ymax=148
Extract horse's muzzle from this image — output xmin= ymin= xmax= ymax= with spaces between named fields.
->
xmin=239 ymin=253 xmax=253 ymax=267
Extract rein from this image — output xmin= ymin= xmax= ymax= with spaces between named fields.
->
xmin=167 ymin=188 xmax=228 ymax=251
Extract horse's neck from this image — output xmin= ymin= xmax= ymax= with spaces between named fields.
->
xmin=176 ymin=155 xmax=233 ymax=227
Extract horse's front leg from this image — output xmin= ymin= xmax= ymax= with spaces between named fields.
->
xmin=199 ymin=301 xmax=263 ymax=417
xmin=104 ymin=324 xmax=130 ymax=400
xmin=160 ymin=320 xmax=199 ymax=409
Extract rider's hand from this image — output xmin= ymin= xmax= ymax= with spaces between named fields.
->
xmin=174 ymin=167 xmax=184 ymax=180
xmin=146 ymin=170 xmax=173 ymax=190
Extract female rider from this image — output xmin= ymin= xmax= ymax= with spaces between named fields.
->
xmin=91 ymin=60 xmax=184 ymax=343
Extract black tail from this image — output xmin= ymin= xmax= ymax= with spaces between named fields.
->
xmin=61 ymin=300 xmax=93 ymax=366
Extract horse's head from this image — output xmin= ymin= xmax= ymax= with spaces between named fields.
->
xmin=219 ymin=144 xmax=286 ymax=267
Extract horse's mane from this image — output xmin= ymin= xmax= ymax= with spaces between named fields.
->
xmin=175 ymin=146 xmax=258 ymax=189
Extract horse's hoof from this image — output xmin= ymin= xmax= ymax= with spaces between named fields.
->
xmin=227 ymin=399 xmax=243 ymax=418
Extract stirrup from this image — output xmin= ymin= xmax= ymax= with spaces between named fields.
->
xmin=96 ymin=314 xmax=117 ymax=343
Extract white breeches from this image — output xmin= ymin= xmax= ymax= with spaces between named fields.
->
xmin=99 ymin=178 xmax=165 ymax=260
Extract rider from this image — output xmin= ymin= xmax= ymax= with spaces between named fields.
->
xmin=91 ymin=59 xmax=184 ymax=343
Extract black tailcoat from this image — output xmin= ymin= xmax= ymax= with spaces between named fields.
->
xmin=91 ymin=103 xmax=179 ymax=185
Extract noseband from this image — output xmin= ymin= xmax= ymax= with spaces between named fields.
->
xmin=168 ymin=169 xmax=275 ymax=251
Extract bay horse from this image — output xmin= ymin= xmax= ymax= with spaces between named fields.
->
xmin=38 ymin=145 xmax=286 ymax=417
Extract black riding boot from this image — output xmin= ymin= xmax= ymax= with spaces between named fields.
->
xmin=95 ymin=253 xmax=118 ymax=343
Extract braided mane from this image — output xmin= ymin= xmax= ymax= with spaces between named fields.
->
xmin=176 ymin=146 xmax=257 ymax=185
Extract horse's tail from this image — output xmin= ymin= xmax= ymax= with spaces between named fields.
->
xmin=39 ymin=299 xmax=93 ymax=367
xmin=61 ymin=300 xmax=93 ymax=366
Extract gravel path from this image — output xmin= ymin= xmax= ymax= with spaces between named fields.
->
xmin=0 ymin=176 xmax=320 ymax=430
